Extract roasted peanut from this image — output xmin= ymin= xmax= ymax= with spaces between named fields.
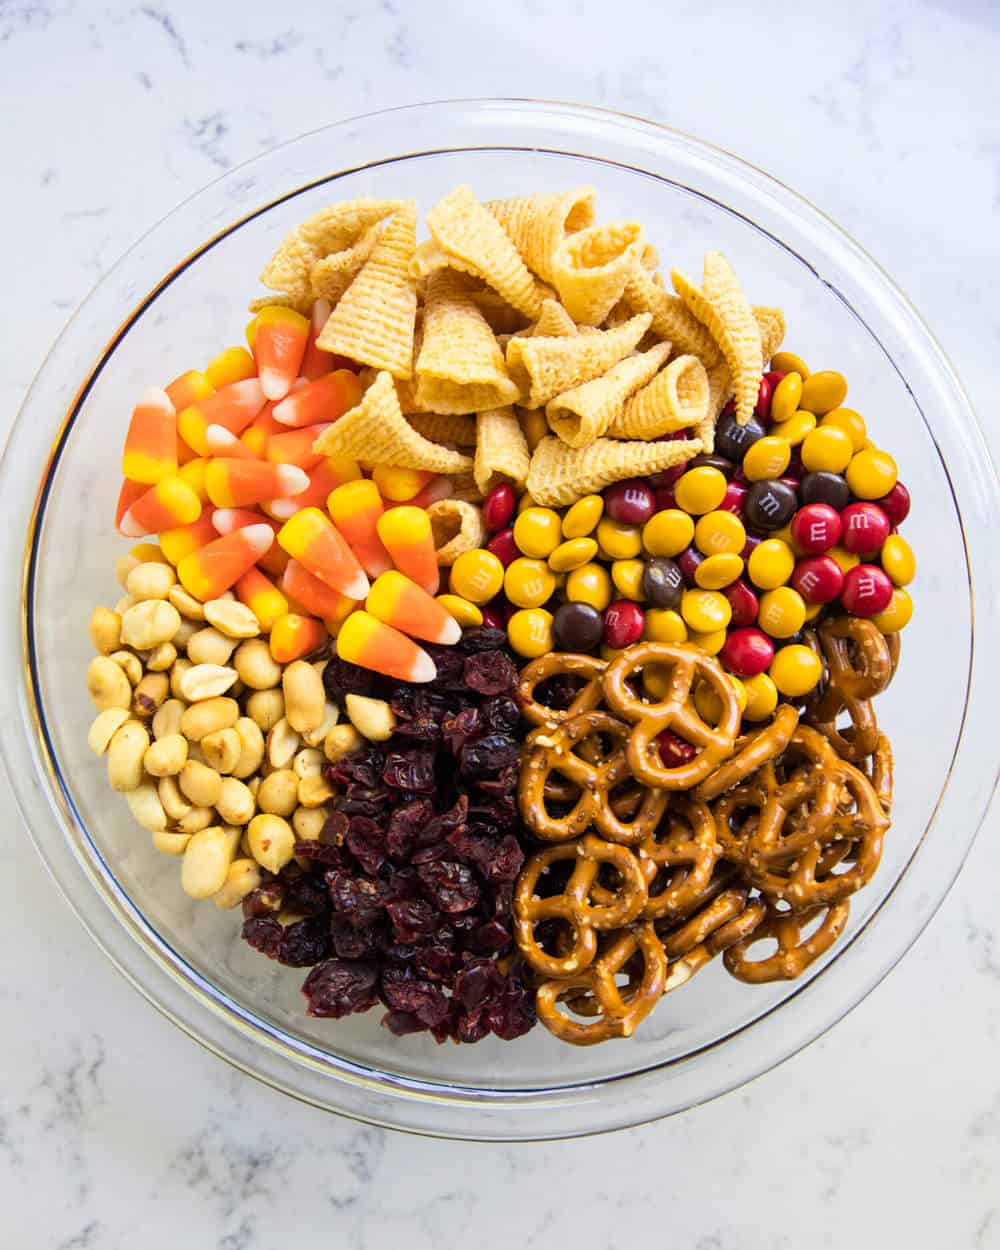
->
xmin=216 ymin=776 xmax=256 ymax=826
xmin=177 ymin=663 xmax=238 ymax=702
xmin=89 ymin=606 xmax=122 ymax=655
xmin=267 ymin=717 xmax=300 ymax=769
xmin=106 ymin=720 xmax=149 ymax=792
xmin=292 ymin=747 xmax=324 ymax=779
xmin=231 ymin=717 xmax=265 ymax=780
xmin=109 ymin=649 xmax=144 ymax=687
xmin=170 ymin=658 xmax=192 ymax=699
xmin=301 ymin=701 xmax=339 ymax=747
xmin=143 ymin=733 xmax=188 ymax=777
xmin=132 ymin=671 xmax=169 ymax=719
xmin=283 ymin=660 xmax=325 ymax=733
xmin=292 ymin=805 xmax=328 ymax=840
xmin=297 ymin=774 xmax=335 ymax=808
xmin=152 ymin=698 xmax=185 ymax=740
xmin=173 ymin=618 xmax=198 ymax=651
xmin=204 ymin=599 xmax=260 ymax=639
xmin=212 ymin=858 xmax=262 ymax=909
xmin=125 ymin=782 xmax=167 ymax=832
xmin=179 ymin=760 xmax=223 ymax=808
xmin=233 ymin=639 xmax=282 ymax=690
xmin=116 ymin=553 xmax=141 ymax=588
xmin=152 ymin=830 xmax=191 ymax=856
xmin=246 ymin=688 xmax=284 ymax=732
xmin=323 ymin=722 xmax=362 ymax=763
xmin=181 ymin=825 xmax=240 ymax=899
xmin=146 ymin=641 xmax=177 ymax=672
xmin=120 ymin=599 xmax=181 ymax=650
xmin=257 ymin=768 xmax=298 ymax=817
xmin=247 ymin=813 xmax=295 ymax=874
xmin=158 ymin=774 xmax=191 ymax=821
xmin=201 ymin=727 xmax=242 ymax=774
xmin=345 ymin=693 xmax=396 ymax=742
xmin=168 ymin=585 xmax=205 ymax=621
xmin=176 ymin=805 xmax=215 ymax=835
xmin=87 ymin=707 xmax=130 ymax=755
xmin=187 ymin=626 xmax=238 ymax=666
xmin=87 ymin=656 xmax=133 ymax=711
xmin=179 ymin=696 xmax=239 ymax=742
xmin=126 ymin=561 xmax=176 ymax=601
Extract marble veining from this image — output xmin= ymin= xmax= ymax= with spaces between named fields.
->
xmin=2 ymin=1 xmax=999 ymax=1246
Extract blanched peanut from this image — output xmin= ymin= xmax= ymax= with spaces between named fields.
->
xmin=146 ymin=641 xmax=177 ymax=672
xmin=292 ymin=805 xmax=328 ymax=840
xmin=247 ymin=813 xmax=295 ymax=873
xmin=176 ymin=805 xmax=215 ymax=834
xmin=158 ymin=774 xmax=191 ymax=821
xmin=301 ymin=701 xmax=339 ymax=747
xmin=143 ymin=733 xmax=188 ymax=777
xmin=181 ymin=825 xmax=240 ymax=899
xmin=233 ymin=639 xmax=282 ymax=690
xmin=168 ymin=584 xmax=205 ymax=620
xmin=126 ymin=561 xmax=176 ymax=601
xmin=298 ymin=774 xmax=335 ymax=808
xmin=180 ymin=696 xmax=238 ymax=742
xmin=89 ymin=607 xmax=122 ymax=655
xmin=231 ymin=717 xmax=265 ymax=780
xmin=173 ymin=618 xmax=198 ymax=651
xmin=292 ymin=747 xmax=324 ymax=779
xmin=216 ymin=775 xmax=256 ymax=826
xmin=186 ymin=740 xmax=206 ymax=764
xmin=257 ymin=768 xmax=298 ymax=817
xmin=204 ymin=599 xmax=260 ymax=639
xmin=116 ymin=553 xmax=141 ymax=588
xmin=187 ymin=627 xmax=237 ymax=666
xmin=109 ymin=650 xmax=143 ymax=687
xmin=152 ymin=698 xmax=185 ymax=740
xmin=120 ymin=599 xmax=181 ymax=650
xmin=170 ymin=657 xmax=192 ymax=699
xmin=87 ymin=656 xmax=132 ymax=711
xmin=107 ymin=720 xmax=149 ymax=792
xmin=177 ymin=663 xmax=238 ymax=702
xmin=247 ymin=688 xmax=284 ymax=732
xmin=247 ymin=776 xmax=261 ymax=799
xmin=125 ymin=782 xmax=167 ymax=832
xmin=152 ymin=830 xmax=191 ymax=856
xmin=179 ymin=760 xmax=223 ymax=808
xmin=323 ymin=722 xmax=362 ymax=763
xmin=267 ymin=717 xmax=300 ymax=769
xmin=201 ymin=727 xmax=242 ymax=774
xmin=87 ymin=707 xmax=130 ymax=755
xmin=345 ymin=693 xmax=396 ymax=742
xmin=212 ymin=858 xmax=262 ymax=909
xmin=132 ymin=671 xmax=169 ymax=719
xmin=283 ymin=660 xmax=325 ymax=733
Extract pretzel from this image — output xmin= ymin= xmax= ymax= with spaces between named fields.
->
xmin=694 ymin=704 xmax=799 ymax=801
xmin=804 ymin=618 xmax=892 ymax=761
xmin=658 ymin=886 xmax=768 ymax=973
xmin=603 ymin=642 xmax=739 ymax=789
xmin=513 ymin=834 xmax=648 ymax=978
xmin=517 ymin=652 xmax=606 ymax=730
xmin=724 ymin=900 xmax=851 ymax=982
xmin=635 ymin=799 xmax=722 ymax=922
xmin=519 ymin=710 xmax=668 ymax=844
xmin=860 ymin=732 xmax=894 ymax=815
xmin=534 ymin=922 xmax=668 ymax=1045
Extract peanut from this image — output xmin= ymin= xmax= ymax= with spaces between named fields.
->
xmin=297 ymin=774 xmax=335 ymax=808
xmin=257 ymin=768 xmax=298 ymax=817
xmin=132 ymin=671 xmax=169 ymax=719
xmin=212 ymin=858 xmax=262 ymax=909
xmin=292 ymin=805 xmax=328 ymax=840
xmin=176 ymin=663 xmax=238 ymax=701
xmin=109 ymin=650 xmax=144 ymax=687
xmin=247 ymin=813 xmax=295 ymax=874
xmin=179 ymin=696 xmax=239 ymax=742
xmin=323 ymin=722 xmax=362 ymax=763
xmin=301 ymin=701 xmax=340 ymax=748
xmin=125 ymin=782 xmax=167 ymax=832
xmin=292 ymin=747 xmax=324 ymax=779
xmin=345 ymin=693 xmax=396 ymax=742
xmin=247 ymin=688 xmax=284 ymax=732
xmin=267 ymin=717 xmax=300 ymax=769
xmin=143 ymin=733 xmax=188 ymax=777
xmin=89 ymin=606 xmax=122 ymax=655
xmin=181 ymin=826 xmax=240 ymax=899
xmin=86 ymin=656 xmax=132 ymax=711
xmin=146 ymin=641 xmax=177 ymax=672
xmin=187 ymin=627 xmax=237 ymax=666
xmin=282 ymin=660 xmax=326 ymax=733
xmin=152 ymin=830 xmax=191 ymax=856
xmin=201 ymin=727 xmax=242 ymax=774
xmin=116 ymin=553 xmax=141 ymax=588
xmin=204 ymin=599 xmax=260 ymax=639
xmin=168 ymin=585 xmax=205 ymax=620
xmin=170 ymin=657 xmax=192 ymax=699
xmin=233 ymin=639 xmax=281 ymax=690
xmin=216 ymin=776 xmax=256 ymax=826
xmin=126 ymin=561 xmax=176 ymax=601
xmin=113 ymin=594 xmax=135 ymax=616
xmin=87 ymin=707 xmax=130 ymax=755
xmin=179 ymin=760 xmax=223 ymax=808
xmin=120 ymin=599 xmax=181 ymax=650
xmin=176 ymin=805 xmax=215 ymax=835
xmin=231 ymin=717 xmax=265 ymax=780
xmin=152 ymin=698 xmax=186 ymax=740
xmin=106 ymin=720 xmax=150 ymax=792
xmin=158 ymin=775 xmax=191 ymax=822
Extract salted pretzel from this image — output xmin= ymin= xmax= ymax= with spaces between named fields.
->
xmin=694 ymin=704 xmax=799 ymax=801
xmin=517 ymin=652 xmax=607 ymax=730
xmin=635 ymin=799 xmax=722 ymax=922
xmin=658 ymin=886 xmax=768 ymax=973
xmin=603 ymin=642 xmax=740 ymax=789
xmin=513 ymin=834 xmax=649 ymax=978
xmin=519 ymin=710 xmax=668 ymax=844
xmin=860 ymin=732 xmax=894 ymax=815
xmin=724 ymin=900 xmax=851 ymax=983
xmin=805 ymin=617 xmax=892 ymax=762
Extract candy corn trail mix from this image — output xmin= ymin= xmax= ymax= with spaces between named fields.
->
xmin=84 ymin=186 xmax=914 ymax=1045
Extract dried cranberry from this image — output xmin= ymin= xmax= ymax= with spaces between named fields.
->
xmin=385 ymin=799 xmax=435 ymax=858
xmin=441 ymin=707 xmax=482 ymax=754
xmin=277 ymin=915 xmax=332 ymax=966
xmin=414 ymin=943 xmax=457 ymax=982
xmin=460 ymin=733 xmax=519 ymax=777
xmin=392 ymin=715 xmax=442 ymax=744
xmin=417 ymin=860 xmax=481 ymax=914
xmin=386 ymin=898 xmax=440 ymax=943
xmin=242 ymin=882 xmax=285 ymax=919
xmin=483 ymin=835 xmax=525 ymax=883
xmin=293 ymin=839 xmax=349 ymax=867
xmin=328 ymin=874 xmax=385 ymax=928
xmin=463 ymin=650 xmax=517 ymax=695
xmin=487 ymin=982 xmax=537 ymax=1040
xmin=282 ymin=875 xmax=330 ymax=918
xmin=330 ymin=918 xmax=383 ymax=960
xmin=482 ymin=695 xmax=520 ymax=733
xmin=474 ymin=764 xmax=519 ymax=797
xmin=382 ymin=1010 xmax=427 ymax=1036
xmin=458 ymin=627 xmax=508 ymax=654
xmin=303 ymin=959 xmax=379 ymax=1018
xmin=466 ymin=918 xmax=512 ymax=954
xmin=382 ymin=748 xmax=437 ymax=793
xmin=322 ymin=656 xmax=375 ymax=705
xmin=381 ymin=968 xmax=450 ymax=1027
xmin=454 ymin=959 xmax=505 ymax=1012
xmin=242 ymin=917 xmax=283 ymax=958
xmin=345 ymin=816 xmax=387 ymax=875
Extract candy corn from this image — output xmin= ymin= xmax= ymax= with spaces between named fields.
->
xmin=254 ymin=306 xmax=309 ymax=400
xmin=272 ymin=369 xmax=364 ymax=428
xmin=165 ymin=369 xmax=213 ymax=412
xmin=269 ymin=613 xmax=327 ymax=663
xmin=300 ymin=299 xmax=334 ymax=380
xmin=277 ymin=507 xmax=370 ymax=600
xmin=178 ymin=379 xmax=267 ymax=455
xmin=159 ymin=511 xmax=219 ymax=566
xmin=115 ymin=479 xmax=146 ymax=531
xmin=265 ymin=424 xmax=332 ymax=470
xmin=118 ymin=476 xmax=202 ymax=538
xmin=212 ymin=508 xmax=288 ymax=578
xmin=327 ymin=479 xmax=392 ymax=578
xmin=240 ymin=401 xmax=286 ymax=457
xmin=205 ymin=459 xmax=309 ymax=508
xmin=376 ymin=506 xmax=440 ymax=595
xmin=205 ymin=424 xmax=258 ymax=460
xmin=366 ymin=570 xmax=461 ymax=645
xmin=336 ymin=610 xmax=436 ymax=683
xmin=266 ymin=456 xmax=362 ymax=520
xmin=235 ymin=566 xmax=289 ymax=631
xmin=130 ymin=542 xmax=168 ymax=564
xmin=281 ymin=559 xmax=357 ymax=630
xmin=371 ymin=465 xmax=434 ymax=503
xmin=121 ymin=387 xmax=177 ymax=484
xmin=177 ymin=524 xmax=274 ymax=601
xmin=205 ymin=346 xmax=257 ymax=389
xmin=410 ymin=475 xmax=454 ymax=510
xmin=178 ymin=457 xmax=210 ymax=503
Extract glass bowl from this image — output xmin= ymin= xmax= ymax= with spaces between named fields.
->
xmin=2 ymin=100 xmax=996 ymax=1141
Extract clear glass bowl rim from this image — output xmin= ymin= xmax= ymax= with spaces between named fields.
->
xmin=2 ymin=98 xmax=997 ymax=1140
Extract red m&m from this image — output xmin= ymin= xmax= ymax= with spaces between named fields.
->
xmin=790 ymin=503 xmax=842 ymax=554
xmin=604 ymin=478 xmax=656 ymax=525
xmin=483 ymin=483 xmax=516 ymax=533
xmin=840 ymin=502 xmax=890 ymax=555
xmin=721 ymin=627 xmax=775 ymax=677
xmin=603 ymin=599 xmax=645 ymax=649
xmin=724 ymin=579 xmax=760 ymax=627
xmin=841 ymin=564 xmax=894 ymax=616
xmin=877 ymin=481 xmax=911 ymax=526
xmin=790 ymin=555 xmax=844 ymax=604
xmin=487 ymin=528 xmax=519 ymax=567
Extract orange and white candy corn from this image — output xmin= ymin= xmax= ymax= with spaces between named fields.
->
xmin=234 ymin=566 xmax=289 ymax=631
xmin=178 ymin=379 xmax=267 ymax=455
xmin=327 ymin=479 xmax=392 ymax=578
xmin=265 ymin=424 xmax=332 ymax=470
xmin=272 ymin=369 xmax=364 ymax=428
xmin=205 ymin=346 xmax=257 ymax=389
xmin=277 ymin=507 xmax=370 ymax=601
xmin=205 ymin=424 xmax=259 ymax=460
xmin=118 ymin=476 xmax=202 ymax=538
xmin=281 ymin=559 xmax=357 ymax=631
xmin=240 ymin=400 xmax=286 ymax=457
xmin=165 ymin=368 xmax=213 ymax=412
xmin=371 ymin=465 xmax=435 ymax=503
xmin=115 ymin=479 xmax=146 ymax=531
xmin=178 ymin=457 xmax=210 ymax=503
xmin=269 ymin=613 xmax=327 ymax=663
xmin=253 ymin=306 xmax=309 ymax=401
xmin=266 ymin=456 xmax=362 ymax=520
xmin=159 ymin=511 xmax=219 ymax=566
xmin=410 ymin=475 xmax=454 ymax=510
xmin=336 ymin=610 xmax=436 ymax=683
xmin=122 ymin=387 xmax=177 ymax=484
xmin=205 ymin=458 xmax=308 ymax=508
xmin=212 ymin=507 xmax=287 ymax=578
xmin=366 ymin=570 xmax=461 ymax=646
xmin=299 ymin=299 xmax=335 ymax=381
xmin=177 ymin=524 xmax=274 ymax=601
xmin=376 ymin=506 xmax=440 ymax=595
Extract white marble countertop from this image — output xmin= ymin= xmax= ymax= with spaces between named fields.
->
xmin=2 ymin=2 xmax=998 ymax=1246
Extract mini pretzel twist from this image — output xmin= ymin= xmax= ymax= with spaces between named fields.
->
xmin=723 ymin=900 xmax=852 ymax=983
xmin=517 ymin=652 xmax=607 ymax=730
xmin=635 ymin=799 xmax=722 ymax=922
xmin=805 ymin=617 xmax=892 ymax=762
xmin=658 ymin=886 xmax=768 ymax=974
xmin=694 ymin=704 xmax=799 ymax=801
xmin=603 ymin=642 xmax=740 ymax=789
xmin=513 ymin=834 xmax=649 ymax=978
